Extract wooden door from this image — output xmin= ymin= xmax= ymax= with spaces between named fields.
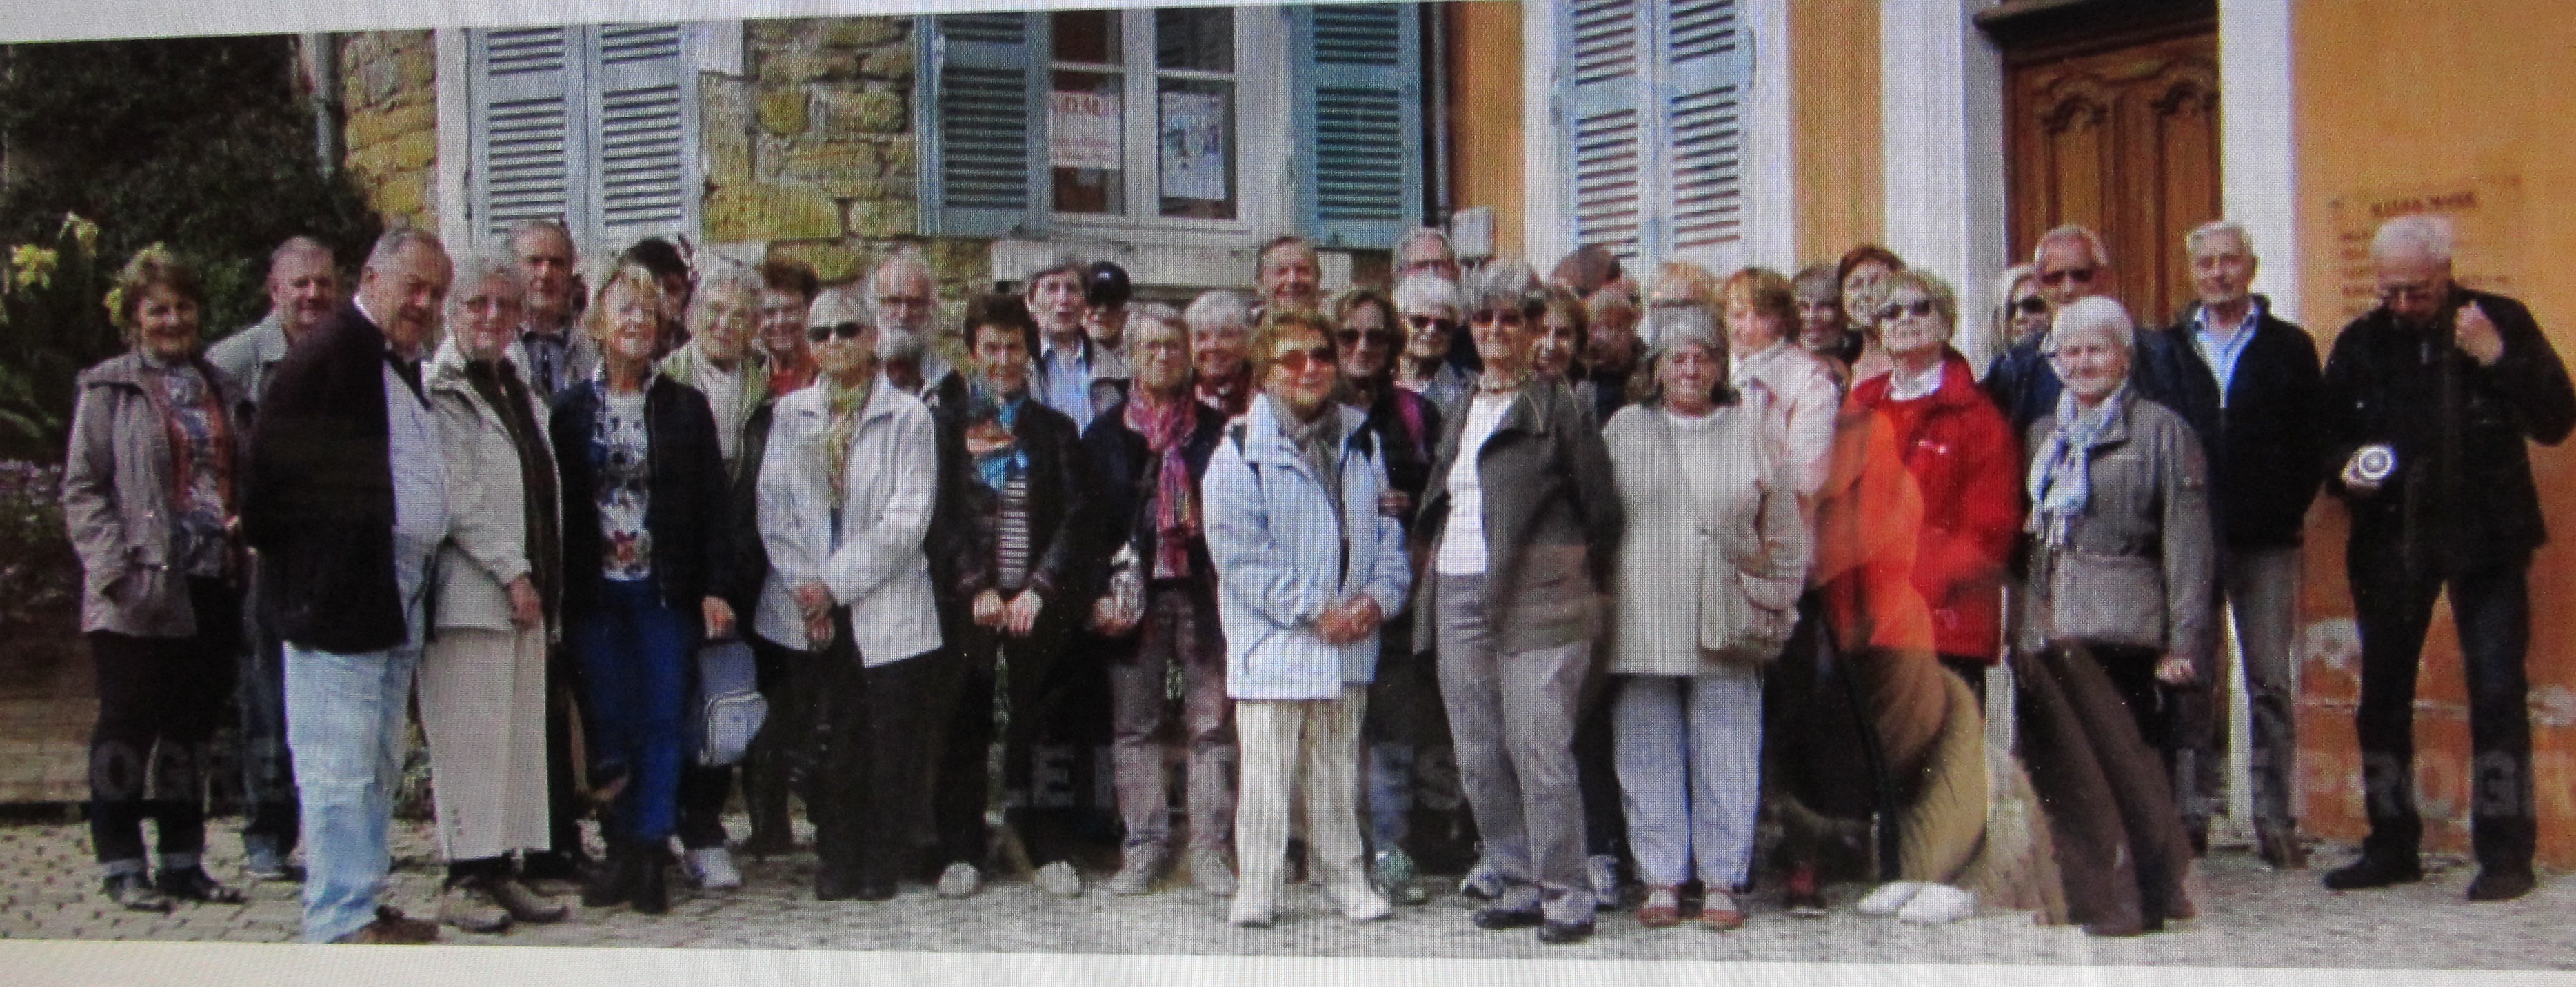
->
xmin=2004 ymin=31 xmax=2219 ymax=329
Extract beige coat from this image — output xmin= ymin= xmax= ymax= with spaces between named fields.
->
xmin=1601 ymin=402 xmax=1811 ymax=675
xmin=426 ymin=339 xmax=561 ymax=636
xmin=61 ymin=352 xmax=252 ymax=637
xmin=754 ymin=376 xmax=943 ymax=663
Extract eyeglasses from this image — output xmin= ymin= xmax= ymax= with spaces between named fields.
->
xmin=1271 ymin=344 xmax=1335 ymax=375
xmin=2378 ymin=283 xmax=2444 ymax=306
xmin=873 ymin=295 xmax=934 ymax=310
xmin=2039 ymin=267 xmax=2096 ymax=287
xmin=1402 ymin=314 xmax=1456 ymax=332
xmin=1879 ymin=299 xmax=1938 ymax=321
xmin=2013 ymin=296 xmax=2049 ymax=315
xmin=1469 ymin=308 xmax=1527 ymax=326
xmin=807 ymin=321 xmax=869 ymax=343
xmin=1338 ymin=328 xmax=1399 ymax=348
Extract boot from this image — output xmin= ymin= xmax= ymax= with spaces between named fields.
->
xmin=743 ymin=747 xmax=794 ymax=856
xmin=581 ymin=843 xmax=636 ymax=908
xmin=631 ymin=842 xmax=670 ymax=915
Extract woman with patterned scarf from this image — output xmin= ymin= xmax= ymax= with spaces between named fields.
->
xmin=2013 ymin=295 xmax=2215 ymax=936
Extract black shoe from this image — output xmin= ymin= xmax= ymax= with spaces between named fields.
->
xmin=2466 ymin=867 xmax=2535 ymax=902
xmin=582 ymin=848 xmax=636 ymax=908
xmin=523 ymin=850 xmax=590 ymax=884
xmin=103 ymin=872 xmax=174 ymax=913
xmin=814 ymin=864 xmax=858 ymax=901
xmin=1537 ymin=919 xmax=1594 ymax=945
xmin=1472 ymin=904 xmax=1544 ymax=930
xmin=2186 ymin=824 xmax=2210 ymax=857
xmin=156 ymin=866 xmax=247 ymax=904
xmin=2322 ymin=854 xmax=2422 ymax=890
xmin=853 ymin=879 xmax=898 ymax=902
xmin=632 ymin=849 xmax=669 ymax=915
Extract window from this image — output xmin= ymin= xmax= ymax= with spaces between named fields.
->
xmin=1552 ymin=0 xmax=1752 ymax=268
xmin=920 ymin=6 xmax=1420 ymax=248
xmin=463 ymin=23 xmax=701 ymax=250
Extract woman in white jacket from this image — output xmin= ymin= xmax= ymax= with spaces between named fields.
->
xmin=753 ymin=295 xmax=943 ymax=901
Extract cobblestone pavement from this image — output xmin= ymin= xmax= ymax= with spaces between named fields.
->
xmin=0 ymin=817 xmax=2567 ymax=969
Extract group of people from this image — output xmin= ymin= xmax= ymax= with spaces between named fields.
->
xmin=58 ymin=206 xmax=2569 ymax=948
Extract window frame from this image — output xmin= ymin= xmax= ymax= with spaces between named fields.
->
xmin=1043 ymin=8 xmax=1291 ymax=243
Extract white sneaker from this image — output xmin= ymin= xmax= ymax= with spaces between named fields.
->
xmin=1227 ymin=891 xmax=1274 ymax=927
xmin=687 ymin=847 xmax=742 ymax=892
xmin=1896 ymin=884 xmax=1977 ymax=924
xmin=1189 ymin=846 xmax=1238 ymax=898
xmin=1855 ymin=880 xmax=1928 ymax=916
xmin=1588 ymin=854 xmax=1623 ymax=910
xmin=1034 ymin=861 xmax=1085 ymax=897
xmin=935 ymin=861 xmax=982 ymax=899
xmin=1458 ymin=855 xmax=1505 ymax=900
xmin=1329 ymin=880 xmax=1393 ymax=922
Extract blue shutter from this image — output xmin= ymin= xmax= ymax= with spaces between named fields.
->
xmin=1652 ymin=0 xmax=1752 ymax=263
xmin=920 ymin=13 xmax=1050 ymax=238
xmin=1289 ymin=4 xmax=1422 ymax=250
xmin=1552 ymin=0 xmax=1652 ymax=266
xmin=585 ymin=23 xmax=698 ymax=248
xmin=468 ymin=27 xmax=583 ymax=247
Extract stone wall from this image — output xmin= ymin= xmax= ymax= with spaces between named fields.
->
xmin=339 ymin=31 xmax=439 ymax=232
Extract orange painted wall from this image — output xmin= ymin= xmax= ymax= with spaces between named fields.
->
xmin=1447 ymin=1 xmax=1524 ymax=257
xmin=1787 ymin=0 xmax=1882 ymax=265
xmin=2291 ymin=0 xmax=2576 ymax=866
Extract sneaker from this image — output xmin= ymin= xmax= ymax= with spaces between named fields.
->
xmin=1896 ymin=884 xmax=1977 ymax=924
xmin=1458 ymin=855 xmax=1505 ymax=901
xmin=2466 ymin=867 xmax=2536 ymax=902
xmin=1701 ymin=889 xmax=1747 ymax=931
xmin=1227 ymin=888 xmax=1275 ymax=927
xmin=1034 ymin=861 xmax=1085 ymax=897
xmin=1189 ymin=846 xmax=1238 ymax=897
xmin=1782 ymin=862 xmax=1827 ymax=917
xmin=439 ymin=882 xmax=513 ymax=934
xmin=1855 ymin=880 xmax=1927 ymax=915
xmin=1587 ymin=854 xmax=1624 ymax=911
xmin=1327 ymin=879 xmax=1393 ymax=922
xmin=1371 ymin=848 xmax=1427 ymax=906
xmin=687 ymin=847 xmax=743 ymax=892
xmin=487 ymin=877 xmax=570 ymax=924
xmin=102 ymin=872 xmax=173 ymax=913
xmin=243 ymin=849 xmax=305 ymax=884
xmin=1107 ymin=844 xmax=1168 ymax=897
xmin=155 ymin=866 xmax=247 ymax=904
xmin=2322 ymin=853 xmax=2423 ymax=890
xmin=936 ymin=861 xmax=983 ymax=899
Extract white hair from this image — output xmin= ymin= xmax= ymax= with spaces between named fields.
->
xmin=1394 ymin=226 xmax=1454 ymax=261
xmin=1392 ymin=273 xmax=1462 ymax=317
xmin=806 ymin=286 xmax=869 ymax=328
xmin=2185 ymin=220 xmax=2255 ymax=257
xmin=2031 ymin=223 xmax=2111 ymax=271
xmin=1183 ymin=289 xmax=1253 ymax=335
xmin=2371 ymin=213 xmax=2455 ymax=264
xmin=364 ymin=227 xmax=446 ymax=275
xmin=865 ymin=246 xmax=934 ymax=297
xmin=447 ymin=251 xmax=527 ymax=310
xmin=692 ymin=263 xmax=763 ymax=307
xmin=1127 ymin=301 xmax=1186 ymax=339
xmin=2050 ymin=295 xmax=2135 ymax=352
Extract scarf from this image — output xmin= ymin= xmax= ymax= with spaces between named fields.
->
xmin=1125 ymin=392 xmax=1200 ymax=579
xmin=2025 ymin=383 xmax=2126 ymax=548
xmin=820 ymin=372 xmax=872 ymax=499
xmin=1280 ymin=395 xmax=1347 ymax=534
xmin=963 ymin=381 xmax=1030 ymax=492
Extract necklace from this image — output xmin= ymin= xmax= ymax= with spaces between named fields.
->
xmin=1476 ymin=370 xmax=1531 ymax=395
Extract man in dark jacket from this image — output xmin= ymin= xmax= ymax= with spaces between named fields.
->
xmin=2132 ymin=221 xmax=2325 ymax=868
xmin=2317 ymin=215 xmax=2575 ymax=901
xmin=1985 ymin=224 xmax=2113 ymax=431
xmin=241 ymin=229 xmax=454 ymax=944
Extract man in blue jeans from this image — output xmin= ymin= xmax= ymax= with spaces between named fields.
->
xmin=243 ymin=229 xmax=455 ymax=944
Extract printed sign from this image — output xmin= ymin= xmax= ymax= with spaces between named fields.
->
xmin=1050 ymin=90 xmax=1123 ymax=171
xmin=2328 ymin=175 xmax=2523 ymax=321
xmin=1158 ymin=90 xmax=1229 ymax=201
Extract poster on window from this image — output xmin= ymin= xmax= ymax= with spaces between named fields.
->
xmin=1159 ymin=90 xmax=1228 ymax=201
xmin=1050 ymin=91 xmax=1122 ymax=171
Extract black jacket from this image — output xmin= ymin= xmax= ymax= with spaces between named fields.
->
xmin=927 ymin=394 xmax=1100 ymax=610
xmin=1081 ymin=396 xmax=1226 ymax=604
xmin=2133 ymin=299 xmax=2326 ymax=549
xmin=722 ymin=399 xmax=778 ymax=618
xmin=1983 ymin=332 xmax=2064 ymax=435
xmin=241 ymin=303 xmax=407 ymax=653
xmin=2320 ymin=288 xmax=2576 ymax=571
xmin=550 ymin=375 xmax=735 ymax=618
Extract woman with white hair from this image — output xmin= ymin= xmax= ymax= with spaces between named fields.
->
xmin=2013 ymin=294 xmax=2213 ymax=936
xmin=661 ymin=264 xmax=771 ymax=473
xmin=1602 ymin=303 xmax=1809 ymax=933
xmin=1391 ymin=274 xmax=1471 ymax=412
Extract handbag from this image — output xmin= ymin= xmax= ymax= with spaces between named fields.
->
xmin=1098 ymin=544 xmax=1146 ymax=635
xmin=691 ymin=637 xmax=769 ymax=767
xmin=1654 ymin=412 xmax=1798 ymax=663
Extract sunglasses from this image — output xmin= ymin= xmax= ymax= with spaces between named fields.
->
xmin=1402 ymin=314 xmax=1455 ymax=332
xmin=2039 ymin=267 xmax=2096 ymax=286
xmin=1271 ymin=343 xmax=1336 ymax=375
xmin=1338 ymin=328 xmax=1399 ymax=348
xmin=807 ymin=321 xmax=869 ymax=343
xmin=2014 ymin=295 xmax=2049 ymax=315
xmin=1879 ymin=299 xmax=1938 ymax=321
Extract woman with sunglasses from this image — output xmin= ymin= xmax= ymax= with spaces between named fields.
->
xmin=551 ymin=265 xmax=736 ymax=915
xmin=1966 ymin=264 xmax=2046 ymax=384
xmin=1414 ymin=258 xmax=1622 ymax=944
xmin=1392 ymin=274 xmax=1472 ymax=413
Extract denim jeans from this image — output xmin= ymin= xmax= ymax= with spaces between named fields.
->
xmin=2349 ymin=549 xmax=2537 ymax=871
xmin=571 ymin=579 xmax=696 ymax=845
xmin=283 ymin=539 xmax=432 ymax=944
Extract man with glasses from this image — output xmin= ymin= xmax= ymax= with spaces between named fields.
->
xmin=867 ymin=248 xmax=963 ymax=406
xmin=2130 ymin=221 xmax=2325 ymax=868
xmin=1395 ymin=227 xmax=1462 ymax=286
xmin=1985 ymin=224 xmax=2113 ymax=430
xmin=2316 ymin=214 xmax=2573 ymax=903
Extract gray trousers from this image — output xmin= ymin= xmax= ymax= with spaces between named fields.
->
xmin=1434 ymin=572 xmax=1594 ymax=924
xmin=2206 ymin=544 xmax=2302 ymax=831
xmin=1108 ymin=584 xmax=1236 ymax=851
xmin=1612 ymin=672 xmax=1762 ymax=888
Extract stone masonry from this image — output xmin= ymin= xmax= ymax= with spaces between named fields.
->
xmin=338 ymin=31 xmax=439 ymax=233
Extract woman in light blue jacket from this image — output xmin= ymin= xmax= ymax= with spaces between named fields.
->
xmin=1202 ymin=309 xmax=1411 ymax=927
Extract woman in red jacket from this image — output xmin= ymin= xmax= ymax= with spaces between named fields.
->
xmin=1847 ymin=269 xmax=2022 ymax=700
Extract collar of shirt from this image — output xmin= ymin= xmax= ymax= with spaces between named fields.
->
xmin=2191 ymin=299 xmax=2264 ymax=401
xmin=1040 ymin=335 xmax=1090 ymax=369
xmin=1886 ymin=357 xmax=1946 ymax=403
xmin=1730 ymin=338 xmax=1794 ymax=377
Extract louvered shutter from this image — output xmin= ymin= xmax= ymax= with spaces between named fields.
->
xmin=584 ymin=23 xmax=699 ymax=248
xmin=1289 ymin=4 xmax=1422 ymax=249
xmin=1553 ymin=0 xmax=1652 ymax=266
xmin=921 ymin=13 xmax=1049 ymax=238
xmin=468 ymin=27 xmax=581 ymax=246
xmin=1651 ymin=0 xmax=1751 ymax=266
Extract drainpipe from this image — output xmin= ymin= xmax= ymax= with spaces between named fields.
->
xmin=1425 ymin=3 xmax=1451 ymax=226
xmin=304 ymin=33 xmax=343 ymax=178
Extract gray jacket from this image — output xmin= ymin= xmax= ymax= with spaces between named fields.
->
xmin=1412 ymin=377 xmax=1622 ymax=657
xmin=205 ymin=314 xmax=292 ymax=406
xmin=426 ymin=338 xmax=561 ymax=636
xmin=62 ymin=352 xmax=254 ymax=637
xmin=2017 ymin=390 xmax=2217 ymax=673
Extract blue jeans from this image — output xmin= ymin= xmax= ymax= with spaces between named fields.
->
xmin=283 ymin=544 xmax=432 ymax=944
xmin=572 ymin=580 xmax=695 ymax=844
xmin=2350 ymin=549 xmax=2537 ymax=871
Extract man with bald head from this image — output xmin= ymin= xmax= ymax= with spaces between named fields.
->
xmin=504 ymin=219 xmax=596 ymax=401
xmin=2317 ymin=214 xmax=2573 ymax=902
xmin=245 ymin=229 xmax=458 ymax=944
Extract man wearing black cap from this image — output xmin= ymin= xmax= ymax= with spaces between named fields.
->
xmin=1085 ymin=261 xmax=1134 ymax=357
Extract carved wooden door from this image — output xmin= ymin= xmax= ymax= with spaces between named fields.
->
xmin=2005 ymin=31 xmax=2218 ymax=329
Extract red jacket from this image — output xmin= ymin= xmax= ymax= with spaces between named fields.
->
xmin=1849 ymin=351 xmax=2022 ymax=663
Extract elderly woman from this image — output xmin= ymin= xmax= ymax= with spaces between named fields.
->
xmin=1532 ymin=284 xmax=1600 ymax=425
xmin=1184 ymin=290 xmax=1258 ymax=418
xmin=661 ymin=265 xmax=770 ymax=473
xmin=419 ymin=255 xmax=570 ymax=932
xmin=1970 ymin=264 xmax=2046 ymax=383
xmin=2015 ymin=295 xmax=2211 ymax=936
xmin=1602 ymin=305 xmax=1809 ymax=932
xmin=1416 ymin=258 xmax=1622 ymax=944
xmin=63 ymin=250 xmax=252 ymax=913
xmin=1838 ymin=245 xmax=1905 ymax=382
xmin=552 ymin=266 xmax=736 ymax=915
xmin=1392 ymin=274 xmax=1471 ymax=412
xmin=1720 ymin=268 xmax=1840 ymax=499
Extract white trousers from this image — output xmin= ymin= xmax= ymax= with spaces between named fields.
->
xmin=1234 ymin=688 xmax=1369 ymax=913
xmin=417 ymin=626 xmax=552 ymax=862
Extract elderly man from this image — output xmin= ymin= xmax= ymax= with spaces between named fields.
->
xmin=1984 ymin=225 xmax=2111 ymax=430
xmin=1028 ymin=254 xmax=1131 ymax=431
xmin=205 ymin=235 xmax=340 ymax=884
xmin=1186 ymin=289 xmax=1257 ymax=418
xmin=867 ymin=248 xmax=963 ymax=405
xmin=243 ymin=229 xmax=456 ymax=944
xmin=2319 ymin=215 xmax=2574 ymax=902
xmin=502 ymin=219 xmax=595 ymax=402
xmin=1395 ymin=227 xmax=1462 ymax=286
xmin=1256 ymin=236 xmax=1325 ymax=315
xmin=1583 ymin=279 xmax=1643 ymax=424
xmin=2130 ymin=222 xmax=2324 ymax=868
